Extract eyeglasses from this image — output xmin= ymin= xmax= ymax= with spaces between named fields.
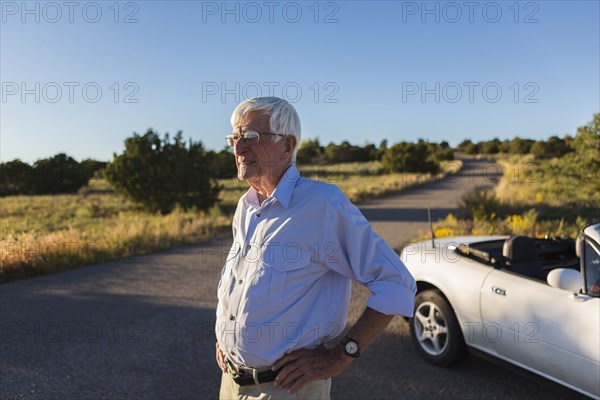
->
xmin=225 ymin=131 xmax=285 ymax=147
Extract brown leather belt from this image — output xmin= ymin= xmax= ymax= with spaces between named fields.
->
xmin=226 ymin=359 xmax=280 ymax=386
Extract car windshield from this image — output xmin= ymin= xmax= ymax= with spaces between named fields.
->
xmin=584 ymin=239 xmax=600 ymax=296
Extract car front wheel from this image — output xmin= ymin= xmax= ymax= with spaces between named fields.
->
xmin=410 ymin=289 xmax=467 ymax=366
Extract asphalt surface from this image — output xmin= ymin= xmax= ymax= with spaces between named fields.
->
xmin=0 ymin=158 xmax=586 ymax=399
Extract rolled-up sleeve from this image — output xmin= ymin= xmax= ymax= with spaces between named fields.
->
xmin=325 ymin=194 xmax=416 ymax=317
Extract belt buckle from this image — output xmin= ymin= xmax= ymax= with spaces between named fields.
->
xmin=226 ymin=359 xmax=247 ymax=385
xmin=232 ymin=371 xmax=245 ymax=385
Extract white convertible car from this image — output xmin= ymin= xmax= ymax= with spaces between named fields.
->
xmin=401 ymin=222 xmax=600 ymax=399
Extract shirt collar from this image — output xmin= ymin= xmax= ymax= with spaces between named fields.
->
xmin=245 ymin=164 xmax=301 ymax=210
xmin=271 ymin=164 xmax=300 ymax=209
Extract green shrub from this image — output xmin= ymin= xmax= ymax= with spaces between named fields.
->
xmin=0 ymin=159 xmax=33 ymax=195
xmin=381 ymin=140 xmax=443 ymax=173
xmin=1 ymin=154 xmax=104 ymax=196
xmin=458 ymin=187 xmax=506 ymax=220
xmin=296 ymin=138 xmax=323 ymax=163
xmin=30 ymin=154 xmax=93 ymax=194
xmin=105 ymin=129 xmax=221 ymax=214
xmin=324 ymin=141 xmax=374 ymax=163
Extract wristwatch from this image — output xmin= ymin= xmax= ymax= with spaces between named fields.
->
xmin=341 ymin=336 xmax=361 ymax=358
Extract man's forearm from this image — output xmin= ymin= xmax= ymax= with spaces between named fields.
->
xmin=344 ymin=307 xmax=394 ymax=352
xmin=271 ymin=307 xmax=395 ymax=392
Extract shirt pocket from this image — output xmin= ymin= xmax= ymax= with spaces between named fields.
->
xmin=263 ymin=249 xmax=312 ymax=304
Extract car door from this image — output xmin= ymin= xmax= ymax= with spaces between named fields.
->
xmin=480 ymin=269 xmax=599 ymax=397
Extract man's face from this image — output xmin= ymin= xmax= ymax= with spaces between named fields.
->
xmin=233 ymin=111 xmax=289 ymax=187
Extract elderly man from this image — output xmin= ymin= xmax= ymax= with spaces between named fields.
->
xmin=215 ymin=97 xmax=416 ymax=400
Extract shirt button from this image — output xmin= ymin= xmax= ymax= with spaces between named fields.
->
xmin=229 ymin=315 xmax=235 ymax=321
xmin=246 ymin=244 xmax=251 ymax=251
xmin=230 ymin=350 xmax=236 ymax=356
xmin=237 ymin=279 xmax=243 ymax=284
xmin=256 ymin=212 xmax=261 ymax=217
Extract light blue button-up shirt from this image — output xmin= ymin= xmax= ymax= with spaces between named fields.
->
xmin=216 ymin=164 xmax=416 ymax=368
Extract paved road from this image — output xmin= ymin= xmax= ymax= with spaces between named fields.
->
xmin=0 ymin=158 xmax=584 ymax=399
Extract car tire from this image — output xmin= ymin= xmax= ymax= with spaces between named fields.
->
xmin=410 ymin=289 xmax=467 ymax=366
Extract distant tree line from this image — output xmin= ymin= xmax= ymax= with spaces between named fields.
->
xmin=5 ymin=112 xmax=596 ymax=216
xmin=297 ymin=139 xmax=382 ymax=163
xmin=0 ymin=154 xmax=106 ymax=196
xmin=382 ymin=140 xmax=453 ymax=173
xmin=297 ymin=138 xmax=453 ymax=173
xmin=0 ymin=134 xmax=234 ymax=201
xmin=455 ymin=135 xmax=573 ymax=159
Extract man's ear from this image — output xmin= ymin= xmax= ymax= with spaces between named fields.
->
xmin=284 ymin=135 xmax=297 ymax=155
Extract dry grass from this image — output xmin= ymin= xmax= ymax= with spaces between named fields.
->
xmin=1 ymin=179 xmax=231 ymax=282
xmin=430 ymin=211 xmax=588 ymax=240
xmin=427 ymin=155 xmax=597 ymax=240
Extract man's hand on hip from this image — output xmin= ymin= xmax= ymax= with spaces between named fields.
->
xmin=215 ymin=342 xmax=227 ymax=373
xmin=271 ymin=344 xmax=353 ymax=393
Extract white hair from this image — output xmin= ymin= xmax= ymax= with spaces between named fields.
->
xmin=230 ymin=97 xmax=301 ymax=162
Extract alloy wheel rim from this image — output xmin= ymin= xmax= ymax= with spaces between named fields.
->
xmin=414 ymin=301 xmax=450 ymax=356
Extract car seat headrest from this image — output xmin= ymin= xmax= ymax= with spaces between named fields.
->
xmin=502 ymin=236 xmax=539 ymax=262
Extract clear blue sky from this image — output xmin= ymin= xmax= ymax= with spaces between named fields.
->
xmin=1 ymin=0 xmax=598 ymax=163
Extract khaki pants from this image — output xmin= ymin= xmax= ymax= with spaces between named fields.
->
xmin=219 ymin=371 xmax=331 ymax=400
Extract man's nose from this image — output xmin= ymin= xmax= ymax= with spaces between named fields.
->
xmin=233 ymin=138 xmax=248 ymax=156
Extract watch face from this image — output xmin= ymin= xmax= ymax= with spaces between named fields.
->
xmin=345 ymin=341 xmax=358 ymax=354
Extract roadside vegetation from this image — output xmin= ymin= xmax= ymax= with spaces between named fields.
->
xmin=0 ymin=158 xmax=461 ymax=283
xmin=0 ymin=178 xmax=232 ymax=283
xmin=432 ymin=114 xmax=599 ymax=239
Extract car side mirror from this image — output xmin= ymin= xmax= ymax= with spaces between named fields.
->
xmin=547 ymin=268 xmax=583 ymax=293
